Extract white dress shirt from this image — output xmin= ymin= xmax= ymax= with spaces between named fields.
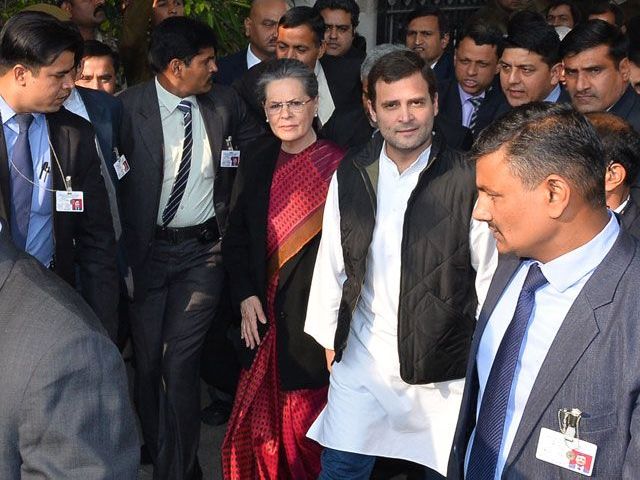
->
xmin=467 ymin=214 xmax=620 ymax=479
xmin=155 ymin=78 xmax=215 ymax=227
xmin=315 ymin=62 xmax=335 ymax=127
xmin=305 ymin=142 xmax=495 ymax=474
xmin=246 ymin=45 xmax=262 ymax=70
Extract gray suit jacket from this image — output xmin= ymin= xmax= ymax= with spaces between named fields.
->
xmin=118 ymin=80 xmax=265 ymax=300
xmin=0 ymin=224 xmax=139 ymax=479
xmin=449 ymin=229 xmax=640 ymax=479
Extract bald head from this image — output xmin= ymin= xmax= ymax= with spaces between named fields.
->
xmin=245 ymin=0 xmax=289 ymax=61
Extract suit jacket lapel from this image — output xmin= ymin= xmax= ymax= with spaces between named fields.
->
xmin=504 ymin=232 xmax=635 ymax=472
xmin=137 ymin=81 xmax=164 ymax=169
xmin=197 ymin=93 xmax=222 ymax=178
xmin=79 ymin=88 xmax=112 ymax=161
xmin=46 ymin=113 xmax=72 ymax=192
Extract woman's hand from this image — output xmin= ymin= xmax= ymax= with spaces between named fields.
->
xmin=240 ymin=296 xmax=267 ymax=350
xmin=325 ymin=349 xmax=335 ymax=373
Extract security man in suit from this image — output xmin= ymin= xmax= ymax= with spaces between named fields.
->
xmin=0 ymin=218 xmax=138 ymax=478
xmin=118 ymin=17 xmax=264 ymax=480
xmin=0 ymin=12 xmax=119 ymax=338
xmin=436 ymin=21 xmax=510 ymax=137
xmin=561 ymin=19 xmax=640 ymax=131
xmin=216 ymin=0 xmax=288 ymax=86
xmin=449 ymin=102 xmax=640 ymax=479
xmin=500 ymin=12 xmax=569 ymax=108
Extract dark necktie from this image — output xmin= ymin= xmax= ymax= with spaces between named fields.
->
xmin=468 ymin=97 xmax=482 ymax=135
xmin=161 ymin=100 xmax=193 ymax=227
xmin=9 ymin=114 xmax=34 ymax=250
xmin=466 ymin=263 xmax=549 ymax=480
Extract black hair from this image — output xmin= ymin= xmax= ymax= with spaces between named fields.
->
xmin=505 ymin=11 xmax=561 ymax=66
xmin=458 ymin=20 xmax=504 ymax=57
xmin=148 ymin=17 xmax=217 ymax=74
xmin=473 ymin=102 xmax=606 ymax=208
xmin=587 ymin=113 xmax=640 ymax=187
xmin=545 ymin=0 xmax=582 ymax=25
xmin=404 ymin=6 xmax=450 ymax=39
xmin=0 ymin=11 xmax=83 ymax=73
xmin=82 ymin=40 xmax=120 ymax=74
xmin=279 ymin=6 xmax=326 ymax=47
xmin=367 ymin=49 xmax=437 ymax=105
xmin=629 ymin=46 xmax=640 ymax=66
xmin=313 ymin=0 xmax=360 ymax=28
xmin=588 ymin=1 xmax=625 ymax=28
xmin=560 ymin=19 xmax=628 ymax=65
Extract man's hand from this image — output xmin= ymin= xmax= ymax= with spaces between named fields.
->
xmin=240 ymin=295 xmax=267 ymax=350
xmin=325 ymin=349 xmax=335 ymax=373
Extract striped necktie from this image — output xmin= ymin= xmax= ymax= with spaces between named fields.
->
xmin=10 ymin=113 xmax=34 ymax=249
xmin=466 ymin=263 xmax=548 ymax=479
xmin=468 ymin=96 xmax=483 ymax=135
xmin=161 ymin=100 xmax=192 ymax=227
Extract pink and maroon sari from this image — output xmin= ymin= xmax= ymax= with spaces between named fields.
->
xmin=222 ymin=140 xmax=344 ymax=480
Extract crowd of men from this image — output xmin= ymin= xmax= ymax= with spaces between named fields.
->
xmin=1 ymin=0 xmax=640 ymax=478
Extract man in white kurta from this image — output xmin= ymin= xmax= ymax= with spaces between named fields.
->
xmin=304 ymin=49 xmax=495 ymax=478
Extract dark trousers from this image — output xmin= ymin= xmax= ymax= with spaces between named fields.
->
xmin=130 ymin=237 xmax=224 ymax=480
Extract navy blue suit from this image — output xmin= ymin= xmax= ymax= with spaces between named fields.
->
xmin=216 ymin=47 xmax=249 ymax=87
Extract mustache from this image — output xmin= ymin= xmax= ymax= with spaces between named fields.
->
xmin=94 ymin=5 xmax=105 ymax=14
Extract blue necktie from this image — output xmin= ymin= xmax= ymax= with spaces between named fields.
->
xmin=466 ymin=263 xmax=548 ymax=480
xmin=9 ymin=114 xmax=34 ymax=250
xmin=161 ymin=100 xmax=193 ymax=227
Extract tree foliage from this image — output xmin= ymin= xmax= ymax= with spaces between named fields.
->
xmin=1 ymin=0 xmax=251 ymax=56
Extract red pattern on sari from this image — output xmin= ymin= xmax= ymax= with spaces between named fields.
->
xmin=222 ymin=140 xmax=344 ymax=480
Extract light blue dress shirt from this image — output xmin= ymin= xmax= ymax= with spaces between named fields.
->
xmin=467 ymin=213 xmax=620 ymax=479
xmin=458 ymin=84 xmax=486 ymax=128
xmin=543 ymin=84 xmax=562 ymax=103
xmin=0 ymin=96 xmax=54 ymax=266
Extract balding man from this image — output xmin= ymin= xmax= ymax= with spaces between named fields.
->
xmin=216 ymin=0 xmax=289 ymax=86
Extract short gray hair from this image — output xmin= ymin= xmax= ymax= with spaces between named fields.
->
xmin=256 ymin=58 xmax=319 ymax=105
xmin=360 ymin=43 xmax=411 ymax=82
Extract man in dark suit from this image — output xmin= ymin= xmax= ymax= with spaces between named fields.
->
xmin=500 ymin=12 xmax=569 ymax=108
xmin=437 ymin=22 xmax=510 ymax=137
xmin=0 ymin=12 xmax=118 ymax=339
xmin=588 ymin=112 xmax=640 ymax=239
xmin=235 ymin=6 xmax=367 ymax=148
xmin=562 ymin=19 xmax=640 ymax=131
xmin=118 ymin=17 xmax=264 ymax=479
xmin=216 ymin=0 xmax=288 ymax=86
xmin=0 ymin=219 xmax=139 ymax=478
xmin=314 ymin=0 xmax=365 ymax=59
xmin=404 ymin=5 xmax=455 ymax=84
xmin=449 ymin=102 xmax=640 ymax=479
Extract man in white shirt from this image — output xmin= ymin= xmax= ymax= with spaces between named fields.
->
xmin=118 ymin=17 xmax=263 ymax=479
xmin=304 ymin=49 xmax=494 ymax=479
xmin=449 ymin=102 xmax=640 ymax=479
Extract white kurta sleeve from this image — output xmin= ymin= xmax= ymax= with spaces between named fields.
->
xmin=304 ymin=173 xmax=347 ymax=350
xmin=469 ymin=216 xmax=498 ymax=316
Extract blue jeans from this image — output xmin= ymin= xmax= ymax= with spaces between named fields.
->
xmin=318 ymin=448 xmax=376 ymax=480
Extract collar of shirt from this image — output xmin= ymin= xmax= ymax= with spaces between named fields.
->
xmin=534 ymin=213 xmax=620 ymax=293
xmin=380 ymin=140 xmax=432 ymax=178
xmin=543 ymin=84 xmax=561 ymax=103
xmin=155 ymin=77 xmax=198 ymax=120
xmin=63 ymin=88 xmax=91 ymax=122
xmin=614 ymin=196 xmax=630 ymax=214
xmin=458 ymin=83 xmax=485 ymax=105
xmin=246 ymin=45 xmax=262 ymax=69
xmin=0 ymin=94 xmax=45 ymax=133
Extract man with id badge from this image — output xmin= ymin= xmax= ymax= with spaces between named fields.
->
xmin=448 ymin=102 xmax=640 ymax=479
xmin=0 ymin=11 xmax=119 ymax=339
xmin=118 ymin=16 xmax=264 ymax=480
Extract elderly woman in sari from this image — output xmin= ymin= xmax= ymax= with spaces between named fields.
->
xmin=221 ymin=58 xmax=346 ymax=479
